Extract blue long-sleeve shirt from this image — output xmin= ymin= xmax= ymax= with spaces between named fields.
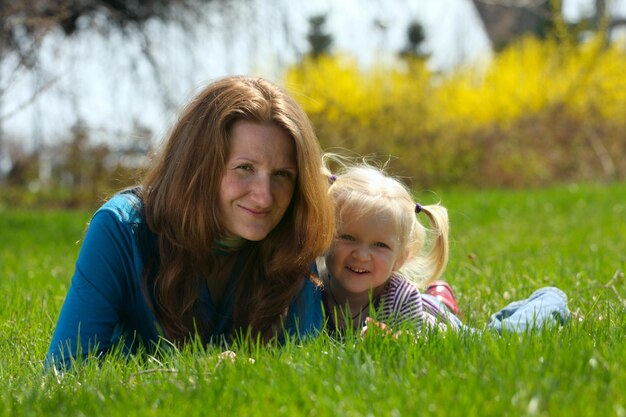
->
xmin=45 ymin=191 xmax=323 ymax=368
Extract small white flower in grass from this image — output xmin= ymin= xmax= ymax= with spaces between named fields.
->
xmin=571 ymin=309 xmax=585 ymax=322
xmin=214 ymin=350 xmax=255 ymax=368
xmin=589 ymin=357 xmax=598 ymax=369
xmin=218 ymin=350 xmax=237 ymax=363
xmin=214 ymin=350 xmax=237 ymax=369
xmin=527 ymin=396 xmax=540 ymax=415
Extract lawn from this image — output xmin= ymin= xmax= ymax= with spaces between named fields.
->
xmin=1 ymin=182 xmax=625 ymax=417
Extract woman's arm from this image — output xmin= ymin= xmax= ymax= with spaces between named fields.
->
xmin=45 ymin=206 xmax=144 ymax=369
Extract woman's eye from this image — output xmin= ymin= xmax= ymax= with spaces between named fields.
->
xmin=274 ymin=170 xmax=294 ymax=179
xmin=236 ymin=164 xmax=254 ymax=172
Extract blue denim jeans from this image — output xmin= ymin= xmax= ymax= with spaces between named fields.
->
xmin=424 ymin=286 xmax=570 ymax=334
xmin=487 ymin=286 xmax=570 ymax=334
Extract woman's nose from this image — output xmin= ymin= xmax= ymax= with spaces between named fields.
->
xmin=250 ymin=174 xmax=273 ymax=207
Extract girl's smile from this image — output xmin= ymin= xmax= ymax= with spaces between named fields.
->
xmin=325 ymin=208 xmax=405 ymax=302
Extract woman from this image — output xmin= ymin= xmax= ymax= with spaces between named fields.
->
xmin=46 ymin=76 xmax=335 ymax=368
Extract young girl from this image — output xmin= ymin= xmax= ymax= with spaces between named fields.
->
xmin=316 ymin=164 xmax=460 ymax=334
xmin=317 ymin=163 xmax=571 ymax=336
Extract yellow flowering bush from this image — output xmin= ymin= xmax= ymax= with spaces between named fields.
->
xmin=285 ymin=55 xmax=432 ymax=154
xmin=283 ymin=35 xmax=626 ymax=187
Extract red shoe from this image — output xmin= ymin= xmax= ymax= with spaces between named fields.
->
xmin=425 ymin=280 xmax=461 ymax=317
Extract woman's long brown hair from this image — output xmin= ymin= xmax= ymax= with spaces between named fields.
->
xmin=140 ymin=76 xmax=334 ymax=344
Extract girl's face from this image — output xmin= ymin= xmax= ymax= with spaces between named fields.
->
xmin=218 ymin=120 xmax=297 ymax=241
xmin=325 ymin=208 xmax=405 ymax=298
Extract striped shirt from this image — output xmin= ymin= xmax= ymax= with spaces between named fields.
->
xmin=316 ymin=258 xmax=459 ymax=333
xmin=377 ymin=273 xmax=458 ymax=332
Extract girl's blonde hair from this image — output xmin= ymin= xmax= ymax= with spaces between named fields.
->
xmin=325 ymin=158 xmax=449 ymax=285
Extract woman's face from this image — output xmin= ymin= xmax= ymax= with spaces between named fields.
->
xmin=218 ymin=120 xmax=297 ymax=241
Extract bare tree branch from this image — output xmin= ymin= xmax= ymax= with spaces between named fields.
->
xmin=0 ymin=74 xmax=59 ymax=122
xmin=136 ymin=28 xmax=177 ymax=114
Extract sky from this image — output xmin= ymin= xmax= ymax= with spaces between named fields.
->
xmin=1 ymin=0 xmax=489 ymax=153
xmin=564 ymin=0 xmax=626 ymax=20
xmin=1 ymin=0 xmax=625 ymax=158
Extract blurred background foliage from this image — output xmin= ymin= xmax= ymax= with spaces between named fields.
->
xmin=287 ymin=32 xmax=626 ymax=189
xmin=1 ymin=0 xmax=625 ymax=208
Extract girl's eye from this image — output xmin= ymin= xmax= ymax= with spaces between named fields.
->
xmin=337 ymin=234 xmax=355 ymax=242
xmin=374 ymin=242 xmax=390 ymax=249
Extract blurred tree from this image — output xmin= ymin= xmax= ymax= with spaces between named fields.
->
xmin=307 ymin=14 xmax=333 ymax=59
xmin=471 ymin=0 xmax=555 ymax=50
xmin=0 ymin=0 xmax=220 ymax=81
xmin=0 ymin=0 xmax=217 ymax=39
xmin=473 ymin=0 xmax=626 ymax=49
xmin=399 ymin=20 xmax=428 ymax=59
xmin=0 ymin=0 xmax=221 ymax=184
xmin=586 ymin=0 xmax=626 ymax=45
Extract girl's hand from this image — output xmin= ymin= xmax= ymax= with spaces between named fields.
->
xmin=360 ymin=317 xmax=400 ymax=339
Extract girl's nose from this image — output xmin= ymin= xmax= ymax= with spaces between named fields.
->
xmin=351 ymin=245 xmax=371 ymax=261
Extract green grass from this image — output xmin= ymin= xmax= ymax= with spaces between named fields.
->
xmin=2 ymin=183 xmax=625 ymax=417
